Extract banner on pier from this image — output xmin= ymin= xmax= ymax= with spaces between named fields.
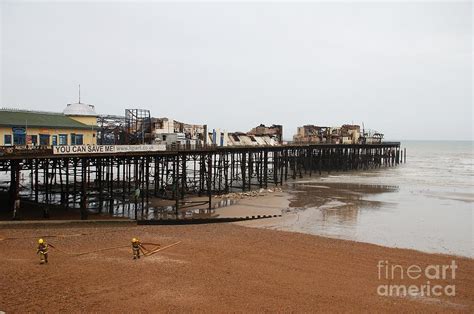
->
xmin=52 ymin=144 xmax=167 ymax=155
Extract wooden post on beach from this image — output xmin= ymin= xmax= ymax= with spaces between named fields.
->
xmin=110 ymin=157 xmax=115 ymax=214
xmin=279 ymin=150 xmax=284 ymax=185
xmin=327 ymin=148 xmax=331 ymax=174
xmin=80 ymin=158 xmax=88 ymax=220
xmin=263 ymin=150 xmax=268 ymax=188
xmin=308 ymin=147 xmax=313 ymax=176
xmin=44 ymin=159 xmax=50 ymax=218
xmin=174 ymin=155 xmax=179 ymax=218
xmin=292 ymin=150 xmax=297 ymax=180
xmin=224 ymin=152 xmax=229 ymax=193
xmin=181 ymin=154 xmax=186 ymax=200
xmin=128 ymin=158 xmax=132 ymax=213
xmin=64 ymin=158 xmax=69 ymax=208
xmin=10 ymin=159 xmax=20 ymax=220
xmin=122 ymin=157 xmax=127 ymax=213
xmin=145 ymin=157 xmax=150 ymax=216
xmin=318 ymin=149 xmax=322 ymax=175
xmin=248 ymin=152 xmax=253 ymax=190
xmin=97 ymin=158 xmax=103 ymax=213
xmin=116 ymin=157 xmax=121 ymax=213
xmin=207 ymin=153 xmax=212 ymax=211
xmin=34 ymin=158 xmax=39 ymax=203
xmin=230 ymin=153 xmax=235 ymax=190
xmin=241 ymin=152 xmax=246 ymax=191
xmin=272 ymin=150 xmax=277 ymax=186
xmin=72 ymin=158 xmax=76 ymax=208
xmin=154 ymin=156 xmax=159 ymax=196
xmin=29 ymin=159 xmax=34 ymax=198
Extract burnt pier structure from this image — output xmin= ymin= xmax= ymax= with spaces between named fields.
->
xmin=0 ymin=143 xmax=403 ymax=220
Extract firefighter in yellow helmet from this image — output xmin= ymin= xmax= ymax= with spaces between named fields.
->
xmin=131 ymin=238 xmax=143 ymax=260
xmin=37 ymin=239 xmax=48 ymax=264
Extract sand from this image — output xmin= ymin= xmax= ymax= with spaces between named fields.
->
xmin=0 ymin=223 xmax=473 ymax=312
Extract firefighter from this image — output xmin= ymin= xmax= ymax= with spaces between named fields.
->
xmin=131 ymin=238 xmax=143 ymax=259
xmin=37 ymin=239 xmax=48 ymax=264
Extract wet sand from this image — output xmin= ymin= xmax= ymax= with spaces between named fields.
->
xmin=216 ymin=179 xmax=472 ymax=258
xmin=213 ymin=189 xmax=287 ymax=218
xmin=0 ymin=223 xmax=473 ymax=312
xmin=228 ymin=183 xmax=396 ymax=229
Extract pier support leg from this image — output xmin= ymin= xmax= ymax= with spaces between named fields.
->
xmin=208 ymin=153 xmax=212 ymax=211
xmin=10 ymin=160 xmax=20 ymax=220
xmin=80 ymin=158 xmax=88 ymax=220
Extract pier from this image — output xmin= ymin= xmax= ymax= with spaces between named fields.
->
xmin=0 ymin=142 xmax=402 ymax=221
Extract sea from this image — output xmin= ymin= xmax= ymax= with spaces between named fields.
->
xmin=276 ymin=141 xmax=473 ymax=258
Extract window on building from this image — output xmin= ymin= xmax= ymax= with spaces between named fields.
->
xmin=4 ymin=135 xmax=12 ymax=145
xmin=13 ymin=135 xmax=26 ymax=145
xmin=39 ymin=134 xmax=50 ymax=146
xmin=52 ymin=135 xmax=57 ymax=146
xmin=59 ymin=134 xmax=68 ymax=145
xmin=70 ymin=133 xmax=83 ymax=145
xmin=75 ymin=134 xmax=84 ymax=145
xmin=31 ymin=135 xmax=38 ymax=145
xmin=12 ymin=127 xmax=26 ymax=145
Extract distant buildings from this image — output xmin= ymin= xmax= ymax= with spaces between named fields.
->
xmin=360 ymin=130 xmax=384 ymax=144
xmin=152 ymin=117 xmax=205 ymax=145
xmin=293 ymin=125 xmax=330 ymax=144
xmin=152 ymin=123 xmax=282 ymax=147
xmin=0 ymin=101 xmax=385 ymax=148
xmin=0 ymin=102 xmax=98 ymax=146
xmin=248 ymin=124 xmax=283 ymax=143
xmin=205 ymin=124 xmax=282 ymax=147
xmin=293 ymin=124 xmax=383 ymax=144
xmin=225 ymin=132 xmax=279 ymax=146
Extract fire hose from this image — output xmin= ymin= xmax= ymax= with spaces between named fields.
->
xmin=0 ymin=232 xmax=181 ymax=257
xmin=47 ymin=241 xmax=181 ymax=257
xmin=143 ymin=241 xmax=181 ymax=256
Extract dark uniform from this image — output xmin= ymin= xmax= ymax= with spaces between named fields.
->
xmin=37 ymin=242 xmax=48 ymax=264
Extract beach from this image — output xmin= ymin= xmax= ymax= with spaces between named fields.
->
xmin=0 ymin=141 xmax=472 ymax=312
xmin=0 ymin=223 xmax=473 ymax=312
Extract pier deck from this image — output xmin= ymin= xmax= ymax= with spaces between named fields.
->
xmin=0 ymin=143 xmax=402 ymax=220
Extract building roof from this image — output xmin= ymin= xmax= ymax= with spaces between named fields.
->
xmin=63 ymin=102 xmax=97 ymax=116
xmin=0 ymin=109 xmax=96 ymax=130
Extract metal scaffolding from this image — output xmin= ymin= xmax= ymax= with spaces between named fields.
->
xmin=125 ymin=109 xmax=152 ymax=144
xmin=97 ymin=115 xmax=127 ymax=145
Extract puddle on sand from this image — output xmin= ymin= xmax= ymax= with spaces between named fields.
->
xmin=286 ymin=182 xmax=398 ymax=211
xmin=126 ymin=197 xmax=239 ymax=220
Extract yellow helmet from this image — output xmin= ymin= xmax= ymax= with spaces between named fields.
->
xmin=38 ymin=239 xmax=44 ymax=244
xmin=132 ymin=238 xmax=138 ymax=243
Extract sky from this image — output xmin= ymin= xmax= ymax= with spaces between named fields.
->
xmin=1 ymin=1 xmax=472 ymax=141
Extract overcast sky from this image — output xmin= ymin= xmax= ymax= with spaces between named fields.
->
xmin=1 ymin=1 xmax=472 ymax=140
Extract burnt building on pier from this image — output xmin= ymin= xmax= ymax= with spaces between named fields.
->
xmin=293 ymin=124 xmax=383 ymax=144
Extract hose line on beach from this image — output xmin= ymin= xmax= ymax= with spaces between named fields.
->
xmin=46 ymin=241 xmax=181 ymax=257
xmin=0 ymin=232 xmax=181 ymax=257
xmin=143 ymin=241 xmax=181 ymax=256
